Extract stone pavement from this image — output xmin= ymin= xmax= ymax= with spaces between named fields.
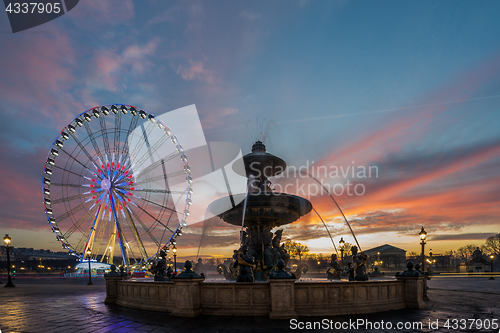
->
xmin=0 ymin=276 xmax=499 ymax=333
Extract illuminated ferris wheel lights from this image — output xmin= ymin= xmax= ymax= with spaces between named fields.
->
xmin=43 ymin=104 xmax=192 ymax=267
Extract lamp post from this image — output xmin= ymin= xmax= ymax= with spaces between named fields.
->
xmin=428 ymin=249 xmax=434 ymax=276
xmin=419 ymin=226 xmax=427 ymax=272
xmin=86 ymin=249 xmax=93 ymax=285
xmin=490 ymin=255 xmax=495 ymax=280
xmin=172 ymin=246 xmax=177 ymax=274
xmin=339 ymin=237 xmax=345 ymax=269
xmin=317 ymin=260 xmax=320 ymax=274
xmin=3 ymin=234 xmax=15 ymax=287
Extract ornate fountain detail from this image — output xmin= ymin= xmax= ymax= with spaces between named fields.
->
xmin=210 ymin=141 xmax=312 ymax=281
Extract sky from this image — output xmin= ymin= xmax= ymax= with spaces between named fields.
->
xmin=0 ymin=0 xmax=499 ymax=260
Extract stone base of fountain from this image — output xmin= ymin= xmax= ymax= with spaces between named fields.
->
xmin=105 ymin=276 xmax=427 ymax=318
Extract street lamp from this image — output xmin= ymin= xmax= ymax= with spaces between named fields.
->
xmin=428 ymin=249 xmax=434 ymax=275
xmin=490 ymin=255 xmax=495 ymax=280
xmin=86 ymin=249 xmax=93 ymax=285
xmin=419 ymin=226 xmax=427 ymax=272
xmin=339 ymin=237 xmax=345 ymax=269
xmin=172 ymin=246 xmax=177 ymax=274
xmin=3 ymin=234 xmax=15 ymax=287
xmin=317 ymin=260 xmax=321 ymax=274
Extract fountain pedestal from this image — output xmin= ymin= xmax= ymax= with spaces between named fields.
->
xmin=269 ymin=279 xmax=298 ymax=319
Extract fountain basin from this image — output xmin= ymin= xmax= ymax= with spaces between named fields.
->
xmin=105 ymin=276 xmax=427 ymax=318
xmin=209 ymin=192 xmax=312 ymax=227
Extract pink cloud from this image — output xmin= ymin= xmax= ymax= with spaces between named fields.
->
xmin=0 ymin=30 xmax=82 ymax=125
xmin=86 ymin=38 xmax=160 ymax=92
xmin=200 ymin=107 xmax=240 ymax=129
xmin=175 ymin=58 xmax=215 ymax=83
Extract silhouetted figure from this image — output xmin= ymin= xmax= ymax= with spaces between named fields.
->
xmin=327 ymin=254 xmax=341 ymax=280
xmin=347 ymin=262 xmax=355 ymax=281
xmin=234 ymin=245 xmax=255 ymax=282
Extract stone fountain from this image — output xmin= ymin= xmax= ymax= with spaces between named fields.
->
xmin=209 ymin=140 xmax=312 ymax=281
xmin=105 ymin=141 xmax=429 ymax=318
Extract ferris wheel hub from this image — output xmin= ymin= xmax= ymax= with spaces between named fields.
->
xmin=101 ymin=178 xmax=112 ymax=190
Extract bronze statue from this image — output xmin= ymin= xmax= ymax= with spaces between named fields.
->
xmin=327 ymin=254 xmax=342 ymax=280
xmin=234 ymin=245 xmax=256 ymax=282
xmin=150 ymin=250 xmax=171 ymax=281
xmin=353 ymin=251 xmax=369 ymax=281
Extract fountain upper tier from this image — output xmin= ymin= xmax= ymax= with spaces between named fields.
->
xmin=232 ymin=141 xmax=287 ymax=179
xmin=210 ymin=141 xmax=312 ymax=228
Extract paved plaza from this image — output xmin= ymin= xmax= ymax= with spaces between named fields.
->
xmin=0 ymin=275 xmax=498 ymax=333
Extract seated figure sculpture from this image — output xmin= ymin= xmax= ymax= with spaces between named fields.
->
xmin=327 ymin=254 xmax=342 ymax=280
xmin=268 ymin=259 xmax=296 ymax=279
xmin=174 ymin=260 xmax=203 ymax=279
xmin=234 ymin=245 xmax=256 ymax=282
xmin=105 ymin=265 xmax=122 ymax=277
xmin=353 ymin=251 xmax=369 ymax=281
xmin=346 ymin=262 xmax=355 ymax=281
xmin=151 ymin=250 xmax=171 ymax=281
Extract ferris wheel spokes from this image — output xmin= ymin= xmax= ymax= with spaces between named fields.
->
xmin=43 ymin=104 xmax=192 ymax=268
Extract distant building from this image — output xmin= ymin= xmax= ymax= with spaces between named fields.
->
xmin=363 ymin=244 xmax=407 ymax=269
xmin=0 ymin=246 xmax=78 ymax=271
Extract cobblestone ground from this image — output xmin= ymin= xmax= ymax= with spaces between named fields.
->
xmin=0 ymin=276 xmax=498 ymax=333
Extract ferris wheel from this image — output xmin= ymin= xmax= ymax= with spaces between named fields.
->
xmin=42 ymin=104 xmax=192 ymax=269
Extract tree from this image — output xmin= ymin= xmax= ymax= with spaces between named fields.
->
xmin=484 ymin=234 xmax=500 ymax=257
xmin=443 ymin=250 xmax=454 ymax=257
xmin=457 ymin=244 xmax=477 ymax=260
xmin=284 ymin=240 xmax=309 ymax=261
xmin=407 ymin=251 xmax=418 ymax=258
xmin=341 ymin=242 xmax=353 ymax=257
